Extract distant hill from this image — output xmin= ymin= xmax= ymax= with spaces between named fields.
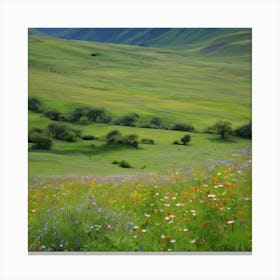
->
xmin=30 ymin=28 xmax=251 ymax=55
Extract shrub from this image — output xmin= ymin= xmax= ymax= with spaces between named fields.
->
xmin=112 ymin=160 xmax=119 ymax=164
xmin=69 ymin=107 xmax=91 ymax=122
xmin=82 ymin=135 xmax=95 ymax=140
xmin=28 ymin=97 xmax=43 ymax=112
xmin=69 ymin=107 xmax=111 ymax=124
xmin=30 ymin=134 xmax=52 ymax=150
xmin=141 ymin=138 xmax=155 ymax=144
xmin=173 ymin=140 xmax=180 ymax=145
xmin=87 ymin=108 xmax=111 ymax=123
xmin=123 ymin=134 xmax=139 ymax=148
xmin=29 ymin=127 xmax=44 ymax=134
xmin=235 ymin=123 xmax=252 ymax=139
xmin=28 ymin=128 xmax=47 ymax=143
xmin=114 ymin=113 xmax=139 ymax=127
xmin=118 ymin=160 xmax=131 ymax=168
xmin=45 ymin=109 xmax=64 ymax=121
xmin=211 ymin=121 xmax=233 ymax=138
xmin=171 ymin=123 xmax=195 ymax=132
xmin=150 ymin=117 xmax=161 ymax=127
xmin=105 ymin=130 xmax=139 ymax=147
xmin=63 ymin=131 xmax=77 ymax=142
xmin=106 ymin=130 xmax=122 ymax=144
xmin=181 ymin=134 xmax=191 ymax=145
xmin=47 ymin=123 xmax=81 ymax=142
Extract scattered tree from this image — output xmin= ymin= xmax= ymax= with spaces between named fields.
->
xmin=114 ymin=113 xmax=139 ymax=127
xmin=212 ymin=121 xmax=233 ymax=138
xmin=118 ymin=160 xmax=131 ymax=168
xmin=235 ymin=122 xmax=252 ymax=139
xmin=141 ymin=138 xmax=155 ymax=144
xmin=28 ymin=97 xmax=42 ymax=112
xmin=181 ymin=134 xmax=191 ymax=145
xmin=47 ymin=123 xmax=81 ymax=142
xmin=29 ymin=133 xmax=52 ymax=150
xmin=171 ymin=123 xmax=195 ymax=132
xmin=150 ymin=117 xmax=161 ymax=127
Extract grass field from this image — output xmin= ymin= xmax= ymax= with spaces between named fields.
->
xmin=28 ymin=30 xmax=252 ymax=252
xmin=29 ymin=35 xmax=251 ymax=130
xmin=28 ymin=113 xmax=251 ymax=176
xmin=29 ymin=152 xmax=252 ymax=252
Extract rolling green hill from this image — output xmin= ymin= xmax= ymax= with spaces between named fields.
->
xmin=32 ymin=28 xmax=251 ymax=53
xmin=28 ymin=31 xmax=251 ymax=176
xmin=28 ymin=34 xmax=251 ymax=130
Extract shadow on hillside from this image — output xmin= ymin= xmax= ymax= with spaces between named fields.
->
xmin=206 ymin=137 xmax=237 ymax=143
xmin=29 ymin=143 xmax=141 ymax=157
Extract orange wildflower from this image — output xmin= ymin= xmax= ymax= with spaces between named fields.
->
xmin=211 ymin=176 xmax=217 ymax=184
xmin=221 ymin=198 xmax=228 ymax=205
xmin=181 ymin=190 xmax=187 ymax=196
xmin=224 ymin=182 xmax=231 ymax=188
xmin=228 ymin=191 xmax=235 ymax=198
xmin=236 ymin=211 xmax=245 ymax=216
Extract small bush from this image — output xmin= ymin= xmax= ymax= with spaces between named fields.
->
xmin=69 ymin=107 xmax=91 ymax=122
xmin=211 ymin=121 xmax=233 ymax=138
xmin=69 ymin=107 xmax=111 ymax=124
xmin=28 ymin=97 xmax=43 ymax=112
xmin=45 ymin=109 xmax=64 ymax=121
xmin=114 ymin=113 xmax=139 ymax=127
xmin=106 ymin=130 xmax=139 ymax=147
xmin=106 ymin=130 xmax=122 ymax=144
xmin=30 ymin=134 xmax=52 ymax=150
xmin=171 ymin=123 xmax=195 ymax=132
xmin=118 ymin=160 xmax=131 ymax=168
xmin=29 ymin=127 xmax=44 ymax=135
xmin=150 ymin=117 xmax=161 ymax=127
xmin=123 ymin=134 xmax=139 ymax=148
xmin=112 ymin=160 xmax=119 ymax=164
xmin=82 ymin=135 xmax=95 ymax=140
xmin=141 ymin=138 xmax=155 ymax=144
xmin=47 ymin=123 xmax=81 ymax=142
xmin=87 ymin=108 xmax=111 ymax=123
xmin=235 ymin=123 xmax=252 ymax=139
xmin=181 ymin=134 xmax=191 ymax=145
xmin=173 ymin=140 xmax=180 ymax=145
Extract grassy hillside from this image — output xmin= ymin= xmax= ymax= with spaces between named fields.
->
xmin=28 ymin=35 xmax=251 ymax=130
xmin=28 ymin=30 xmax=252 ymax=252
xmin=33 ymin=28 xmax=251 ymax=51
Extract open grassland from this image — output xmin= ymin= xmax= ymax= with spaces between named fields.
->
xmin=29 ymin=35 xmax=251 ymax=130
xmin=28 ymin=32 xmax=252 ymax=252
xmin=28 ymin=111 xmax=251 ymax=176
xmin=29 ymin=153 xmax=251 ymax=252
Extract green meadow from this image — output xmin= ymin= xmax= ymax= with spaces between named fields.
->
xmin=28 ymin=30 xmax=252 ymax=252
xmin=29 ymin=113 xmax=251 ymax=176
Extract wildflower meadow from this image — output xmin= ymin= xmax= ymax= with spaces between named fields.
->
xmin=28 ymin=153 xmax=252 ymax=252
